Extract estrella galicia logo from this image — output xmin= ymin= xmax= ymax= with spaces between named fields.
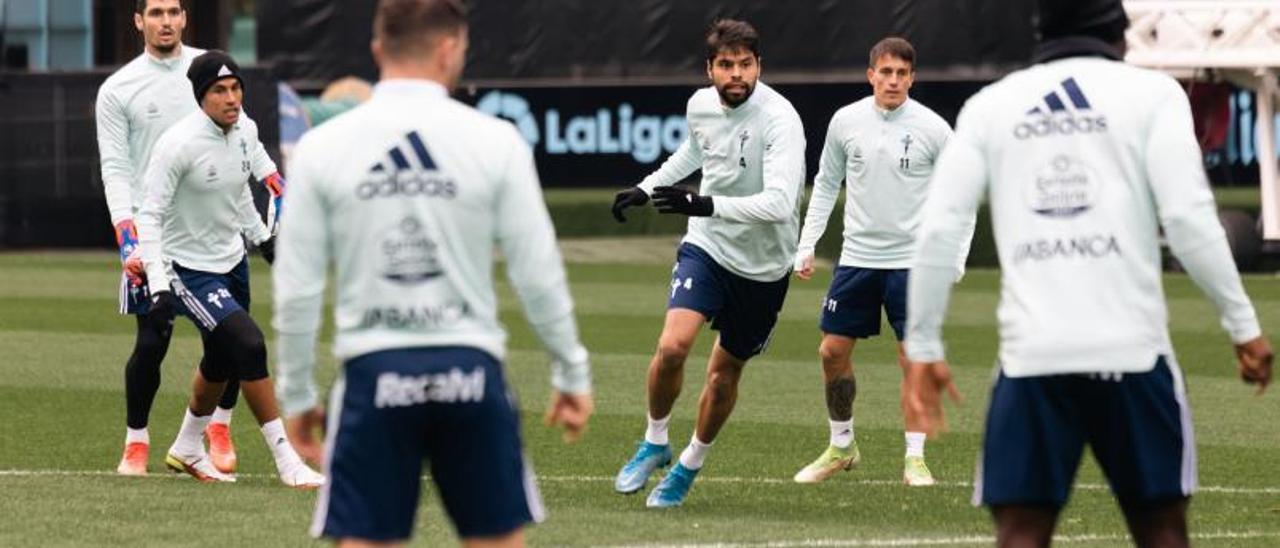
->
xmin=477 ymin=91 xmax=540 ymax=145
xmin=380 ymin=216 xmax=444 ymax=284
xmin=1026 ymin=155 xmax=1098 ymax=218
xmin=1014 ymin=77 xmax=1108 ymax=139
xmin=358 ymin=131 xmax=457 ymax=200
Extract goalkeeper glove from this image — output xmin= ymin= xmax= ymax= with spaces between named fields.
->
xmin=611 ymin=186 xmax=650 ymax=222
xmin=114 ymin=220 xmax=145 ymax=286
xmin=147 ymin=290 xmax=177 ymax=331
xmin=652 ymin=185 xmax=714 ymax=217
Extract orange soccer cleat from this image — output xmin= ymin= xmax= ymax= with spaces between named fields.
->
xmin=116 ymin=442 xmax=149 ymax=476
xmin=205 ymin=423 xmax=238 ymax=474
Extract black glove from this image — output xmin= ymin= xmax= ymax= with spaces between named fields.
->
xmin=257 ymin=237 xmax=276 ymax=265
xmin=652 ymin=185 xmax=714 ymax=217
xmin=611 ymin=186 xmax=650 ymax=222
xmin=147 ymin=290 xmax=177 ymax=331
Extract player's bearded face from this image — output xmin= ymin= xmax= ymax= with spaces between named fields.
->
xmin=135 ymin=0 xmax=186 ymax=54
xmin=867 ymin=54 xmax=915 ymax=110
xmin=202 ymin=78 xmax=243 ymax=130
xmin=707 ymin=48 xmax=759 ymax=108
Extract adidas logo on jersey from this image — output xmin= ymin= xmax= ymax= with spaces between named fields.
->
xmin=358 ymin=131 xmax=457 ymax=200
xmin=1013 ymin=77 xmax=1108 ymax=140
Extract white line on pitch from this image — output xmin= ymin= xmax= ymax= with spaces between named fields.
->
xmin=2 ymin=469 xmax=1278 ymax=496
xmin=603 ymin=530 xmax=1280 ymax=548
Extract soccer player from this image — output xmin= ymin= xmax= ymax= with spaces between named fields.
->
xmin=95 ymin=0 xmax=265 ymax=476
xmin=904 ymin=1 xmax=1273 ymax=545
xmin=790 ymin=37 xmax=971 ymax=487
xmin=610 ymin=19 xmax=806 ymax=508
xmin=136 ymin=50 xmax=323 ymax=488
xmin=272 ymin=0 xmax=594 ymax=545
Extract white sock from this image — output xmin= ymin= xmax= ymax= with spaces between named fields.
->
xmin=644 ymin=414 xmax=670 ymax=446
xmin=260 ymin=418 xmax=302 ymax=469
xmin=829 ymin=419 xmax=854 ymax=449
xmin=173 ymin=409 xmax=211 ymax=456
xmin=905 ymin=431 xmax=926 ymax=458
xmin=211 ymin=407 xmax=233 ymax=425
xmin=677 ymin=435 xmax=712 ymax=470
xmin=125 ymin=427 xmax=149 ymax=445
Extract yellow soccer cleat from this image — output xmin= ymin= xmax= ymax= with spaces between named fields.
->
xmin=793 ymin=443 xmax=860 ymax=484
xmin=902 ymin=455 xmax=936 ymax=486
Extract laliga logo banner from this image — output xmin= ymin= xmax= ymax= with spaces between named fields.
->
xmin=476 ymin=90 xmax=689 ymax=165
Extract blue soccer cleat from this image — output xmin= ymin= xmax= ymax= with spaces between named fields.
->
xmin=646 ymin=462 xmax=699 ymax=508
xmin=614 ymin=441 xmax=672 ymax=494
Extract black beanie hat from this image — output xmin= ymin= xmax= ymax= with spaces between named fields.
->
xmin=187 ymin=50 xmax=244 ymax=103
xmin=1037 ymin=0 xmax=1130 ymax=43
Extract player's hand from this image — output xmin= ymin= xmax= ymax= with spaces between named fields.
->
xmin=285 ymin=406 xmax=326 ymax=467
xmin=903 ymin=360 xmax=962 ymax=438
xmin=257 ymin=237 xmax=276 ymax=265
xmin=652 ymin=186 xmax=714 ymax=217
xmin=122 ymin=248 xmax=146 ymax=286
xmin=611 ymin=186 xmax=650 ymax=223
xmin=146 ymin=290 xmax=177 ymax=331
xmin=544 ymin=391 xmax=594 ymax=443
xmin=1235 ymin=336 xmax=1273 ymax=395
xmin=794 ymin=253 xmax=815 ymax=280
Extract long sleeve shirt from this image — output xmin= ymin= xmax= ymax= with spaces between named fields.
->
xmin=137 ymin=111 xmax=275 ymax=292
xmin=637 ymin=82 xmax=806 ymax=282
xmin=797 ymin=98 xmax=972 ymax=270
xmin=272 ymin=80 xmax=591 ymax=415
xmin=905 ymin=56 xmax=1261 ymax=377
xmin=95 ymin=45 xmax=205 ymax=225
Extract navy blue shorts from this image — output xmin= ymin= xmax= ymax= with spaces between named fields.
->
xmin=171 ymin=258 xmax=251 ymax=332
xmin=118 ymin=273 xmax=154 ymax=315
xmin=975 ymin=357 xmax=1196 ymax=509
xmin=312 ymin=346 xmax=542 ymax=542
xmin=820 ymin=266 xmax=908 ymax=340
xmin=668 ymin=243 xmax=789 ymax=360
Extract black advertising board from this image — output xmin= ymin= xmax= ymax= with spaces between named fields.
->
xmin=458 ymin=80 xmax=990 ymax=187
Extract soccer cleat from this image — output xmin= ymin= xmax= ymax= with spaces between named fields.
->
xmin=277 ymin=459 xmax=326 ymax=490
xmin=646 ymin=462 xmax=699 ymax=508
xmin=205 ymin=422 xmax=238 ymax=474
xmin=614 ymin=441 xmax=673 ymax=494
xmin=165 ymin=450 xmax=236 ymax=483
xmin=793 ymin=443 xmax=861 ymax=484
xmin=116 ymin=442 xmax=149 ymax=476
xmin=903 ymin=456 xmax=936 ymax=486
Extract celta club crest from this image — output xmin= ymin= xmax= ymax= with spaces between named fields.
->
xmin=239 ymin=139 xmax=247 ymax=156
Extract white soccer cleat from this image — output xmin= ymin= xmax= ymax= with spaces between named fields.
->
xmin=278 ymin=460 xmax=326 ymax=490
xmin=165 ymin=449 xmax=236 ymax=483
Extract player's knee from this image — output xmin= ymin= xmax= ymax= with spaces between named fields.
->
xmin=199 ymin=356 xmax=234 ymax=383
xmin=818 ymin=339 xmax=852 ymax=368
xmin=705 ymin=369 xmax=740 ymax=402
xmin=656 ymin=336 xmax=693 ymax=368
xmin=213 ymin=313 xmax=269 ymax=381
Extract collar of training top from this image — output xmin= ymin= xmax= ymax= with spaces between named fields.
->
xmin=874 ymin=98 xmax=911 ymax=121
xmin=373 ymin=79 xmax=448 ymax=99
xmin=1032 ymin=36 xmax=1123 ymax=64
xmin=145 ymin=44 xmax=188 ymax=69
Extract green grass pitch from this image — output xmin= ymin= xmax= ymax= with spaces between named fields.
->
xmin=0 ymin=251 xmax=1277 ymax=546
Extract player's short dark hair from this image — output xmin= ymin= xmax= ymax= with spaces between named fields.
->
xmin=868 ymin=37 xmax=916 ymax=70
xmin=374 ymin=0 xmax=468 ymax=58
xmin=135 ymin=0 xmax=184 ymax=14
xmin=705 ymin=19 xmax=760 ymax=63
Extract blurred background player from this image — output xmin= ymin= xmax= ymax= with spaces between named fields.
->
xmin=272 ymin=0 xmax=593 ymax=545
xmin=790 ymin=37 xmax=971 ymax=487
xmin=95 ymin=0 xmax=257 ymax=477
xmin=136 ymin=50 xmax=322 ymax=488
xmin=905 ymin=0 xmax=1273 ymax=545
xmin=610 ymin=19 xmax=806 ymax=508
